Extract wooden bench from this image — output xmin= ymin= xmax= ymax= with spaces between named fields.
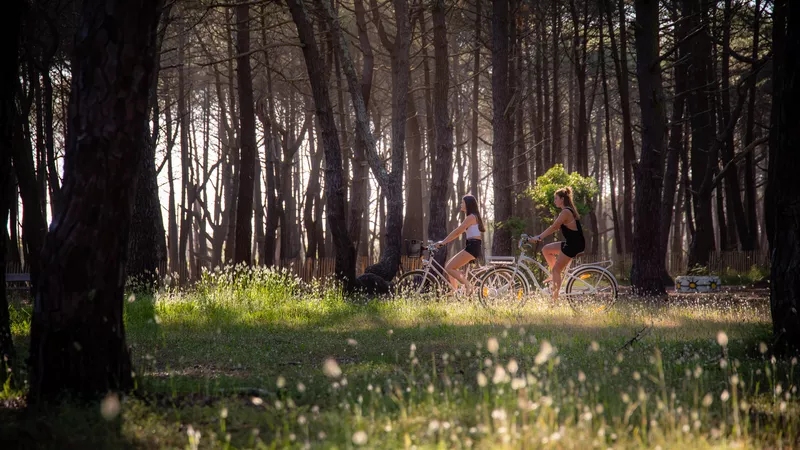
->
xmin=5 ymin=272 xmax=31 ymax=290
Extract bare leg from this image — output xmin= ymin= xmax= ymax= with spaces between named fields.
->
xmin=541 ymin=242 xmax=562 ymax=283
xmin=551 ymin=253 xmax=572 ymax=303
xmin=445 ymin=250 xmax=476 ymax=293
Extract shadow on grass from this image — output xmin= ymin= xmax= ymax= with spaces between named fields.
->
xmin=0 ymin=402 xmax=139 ymax=450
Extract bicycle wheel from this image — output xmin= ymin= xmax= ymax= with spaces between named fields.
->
xmin=394 ymin=269 xmax=441 ymax=297
xmin=564 ymin=266 xmax=618 ymax=313
xmin=477 ymin=266 xmax=528 ymax=309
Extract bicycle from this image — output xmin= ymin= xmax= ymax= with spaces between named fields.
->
xmin=477 ymin=233 xmax=619 ymax=313
xmin=393 ymin=240 xmax=517 ymax=300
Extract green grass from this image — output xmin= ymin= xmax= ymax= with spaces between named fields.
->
xmin=1 ymin=266 xmax=798 ymax=449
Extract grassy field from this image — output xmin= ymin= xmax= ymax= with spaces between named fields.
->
xmin=1 ymin=266 xmax=798 ymax=449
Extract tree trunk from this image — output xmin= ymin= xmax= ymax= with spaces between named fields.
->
xmin=286 ymin=0 xmax=357 ymax=288
xmin=742 ymin=0 xmax=760 ymax=251
xmin=491 ymin=0 xmax=513 ymax=256
xmin=550 ymin=0 xmax=562 ymax=168
xmin=768 ymin=0 xmax=800 ymax=352
xmin=684 ymin=0 xmax=716 ymax=268
xmin=603 ymin=0 xmax=634 ymax=253
xmin=177 ymin=22 xmax=193 ymax=282
xmin=716 ymin=0 xmax=748 ymax=252
xmin=11 ymin=81 xmax=47 ymax=292
xmin=29 ymin=0 xmax=164 ymax=402
xmin=630 ymin=0 xmax=667 ymax=296
xmin=469 ymin=0 xmax=482 ymax=194
xmin=569 ymin=0 xmax=589 ymax=176
xmin=403 ymin=94 xmax=424 ymax=247
xmin=129 ymin=8 xmax=170 ymax=285
xmin=598 ymin=2 xmax=622 ymax=255
xmin=0 ymin=0 xmax=23 ymax=376
xmin=349 ymin=0 xmax=374 ymax=254
xmin=657 ymin=7 xmax=687 ymax=282
xmin=234 ymin=0 xmax=256 ymax=265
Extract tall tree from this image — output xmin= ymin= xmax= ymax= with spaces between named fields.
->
xmin=286 ymin=0 xmax=357 ymax=287
xmin=492 ymin=0 xmax=513 ymax=256
xmin=129 ymin=6 xmax=171 ymax=285
xmin=428 ymin=0 xmax=455 ymax=261
xmin=0 ymin=0 xmax=24 ymax=376
xmin=743 ymin=0 xmax=761 ymax=251
xmin=234 ymin=0 xmax=256 ymax=265
xmin=469 ymin=0 xmax=482 ymax=195
xmin=603 ymin=0 xmax=634 ymax=252
xmin=768 ymin=0 xmax=800 ymax=352
xmin=684 ymin=0 xmax=716 ymax=268
xmin=28 ymin=0 xmax=164 ymax=402
xmin=630 ymin=0 xmax=667 ymax=295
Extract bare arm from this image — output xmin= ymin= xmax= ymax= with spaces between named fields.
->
xmin=531 ymin=211 xmax=569 ymax=241
xmin=439 ymin=215 xmax=477 ymax=246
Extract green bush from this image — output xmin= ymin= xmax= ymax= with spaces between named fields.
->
xmin=524 ymin=164 xmax=598 ymax=226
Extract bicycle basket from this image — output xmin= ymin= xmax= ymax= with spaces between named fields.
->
xmin=405 ymin=239 xmax=423 ymax=257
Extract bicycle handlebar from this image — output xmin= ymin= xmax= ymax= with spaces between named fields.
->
xmin=518 ymin=234 xmax=542 ymax=253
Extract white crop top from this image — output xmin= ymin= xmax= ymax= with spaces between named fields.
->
xmin=465 ymin=215 xmax=481 ymax=239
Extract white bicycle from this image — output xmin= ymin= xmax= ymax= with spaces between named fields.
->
xmin=477 ymin=234 xmax=619 ymax=313
xmin=393 ymin=240 xmax=517 ymax=301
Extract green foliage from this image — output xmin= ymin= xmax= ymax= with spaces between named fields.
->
xmin=525 ymin=164 xmax=598 ymax=225
xmin=719 ymin=265 xmax=770 ymax=286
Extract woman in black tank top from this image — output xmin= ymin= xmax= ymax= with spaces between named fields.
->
xmin=527 ymin=187 xmax=585 ymax=303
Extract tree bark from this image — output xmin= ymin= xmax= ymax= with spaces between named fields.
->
xmin=403 ymin=94 xmax=425 ymax=247
xmin=349 ymin=0 xmax=375 ymax=254
xmin=657 ymin=6 xmax=687 ymax=282
xmin=742 ymin=0 xmax=761 ymax=251
xmin=569 ymin=0 xmax=589 ymax=176
xmin=28 ymin=0 xmax=164 ymax=402
xmin=768 ymin=0 xmax=800 ymax=352
xmin=234 ymin=0 xmax=256 ymax=265
xmin=286 ymin=0 xmax=357 ymax=288
xmin=11 ymin=78 xmax=47 ymax=292
xmin=0 ymin=0 xmax=23 ymax=377
xmin=470 ymin=0 xmax=482 ymax=194
xmin=491 ymin=0 xmax=513 ymax=256
xmin=684 ymin=0 xmax=716 ymax=268
xmin=630 ymin=0 xmax=667 ymax=296
xmin=129 ymin=7 xmax=171 ymax=285
xmin=550 ymin=0 xmax=562 ymax=168
xmin=598 ymin=1 xmax=622 ymax=255
xmin=603 ymin=0 xmax=634 ymax=252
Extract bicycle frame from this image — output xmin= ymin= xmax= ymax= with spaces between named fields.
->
xmin=507 ymin=236 xmax=616 ymax=297
xmin=416 ymin=241 xmax=489 ymax=291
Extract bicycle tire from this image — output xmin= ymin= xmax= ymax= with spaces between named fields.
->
xmin=393 ymin=269 xmax=441 ymax=297
xmin=477 ymin=266 xmax=528 ymax=308
xmin=564 ymin=266 xmax=618 ymax=314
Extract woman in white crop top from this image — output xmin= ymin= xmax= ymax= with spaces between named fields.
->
xmin=434 ymin=195 xmax=485 ymax=295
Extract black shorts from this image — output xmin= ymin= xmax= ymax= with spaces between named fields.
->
xmin=561 ymin=239 xmax=585 ymax=258
xmin=465 ymin=239 xmax=482 ymax=259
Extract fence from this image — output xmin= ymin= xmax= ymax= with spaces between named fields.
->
xmin=3 ymin=251 xmax=770 ymax=285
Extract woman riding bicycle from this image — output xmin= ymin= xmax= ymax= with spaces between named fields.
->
xmin=528 ymin=187 xmax=585 ymax=303
xmin=435 ymin=195 xmax=485 ymax=295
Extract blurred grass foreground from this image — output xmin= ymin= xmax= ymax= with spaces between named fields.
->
xmin=0 ymin=265 xmax=797 ymax=449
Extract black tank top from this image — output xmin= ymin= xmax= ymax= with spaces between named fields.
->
xmin=560 ymin=208 xmax=584 ymax=245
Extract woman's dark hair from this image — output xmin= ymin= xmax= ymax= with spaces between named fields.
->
xmin=463 ymin=195 xmax=485 ymax=232
xmin=555 ymin=186 xmax=580 ymax=219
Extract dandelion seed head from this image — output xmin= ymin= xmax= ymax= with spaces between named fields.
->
xmin=716 ymin=331 xmax=728 ymax=347
xmin=100 ymin=393 xmax=121 ymax=421
xmin=487 ymin=337 xmax=499 ymax=355
xmin=351 ymin=430 xmax=368 ymax=446
xmin=323 ymin=358 xmax=342 ymax=378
